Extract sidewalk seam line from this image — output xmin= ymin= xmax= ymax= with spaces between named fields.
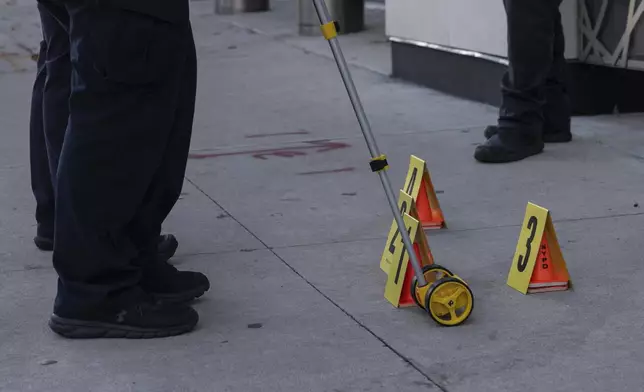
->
xmin=185 ymin=176 xmax=448 ymax=392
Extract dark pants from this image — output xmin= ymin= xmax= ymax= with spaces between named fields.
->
xmin=29 ymin=1 xmax=71 ymax=240
xmin=44 ymin=1 xmax=197 ymax=312
xmin=498 ymin=0 xmax=570 ymax=143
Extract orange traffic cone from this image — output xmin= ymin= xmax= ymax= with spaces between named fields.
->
xmin=399 ymin=242 xmax=434 ymax=307
xmin=416 ymin=177 xmax=445 ymax=229
xmin=528 ymin=236 xmax=570 ymax=293
xmin=383 ymin=210 xmax=436 ymax=308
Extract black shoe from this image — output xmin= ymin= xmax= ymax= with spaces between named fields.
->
xmin=49 ymin=294 xmax=199 ymax=339
xmin=141 ymin=261 xmax=210 ymax=304
xmin=543 ymin=130 xmax=572 ymax=143
xmin=474 ymin=134 xmax=544 ymax=163
xmin=157 ymin=234 xmax=179 ymax=263
xmin=484 ymin=125 xmax=572 ymax=143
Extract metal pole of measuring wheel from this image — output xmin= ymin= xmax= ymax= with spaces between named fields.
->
xmin=310 ymin=0 xmax=427 ymax=287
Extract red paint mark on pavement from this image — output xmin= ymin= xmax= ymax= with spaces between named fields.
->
xmin=245 ymin=130 xmax=310 ymax=138
xmin=188 ymin=140 xmax=350 ymax=160
xmin=298 ymin=167 xmax=355 ymax=175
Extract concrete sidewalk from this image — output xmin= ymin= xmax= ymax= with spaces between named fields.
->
xmin=2 ymin=1 xmax=644 ymax=391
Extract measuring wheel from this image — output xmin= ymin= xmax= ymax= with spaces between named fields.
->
xmin=424 ymin=277 xmax=474 ymax=327
xmin=410 ymin=265 xmax=454 ymax=309
xmin=310 ymin=0 xmax=475 ymax=327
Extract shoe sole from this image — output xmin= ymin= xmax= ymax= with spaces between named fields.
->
xmin=485 ymin=128 xmax=572 ymax=144
xmin=152 ymin=284 xmax=210 ymax=304
xmin=474 ymin=146 xmax=544 ymax=163
xmin=48 ymin=315 xmax=197 ymax=339
xmin=34 ymin=236 xmax=54 ymax=251
xmin=543 ymin=134 xmax=572 ymax=143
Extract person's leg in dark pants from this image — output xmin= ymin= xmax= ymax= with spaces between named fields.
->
xmin=475 ymin=0 xmax=571 ymax=163
xmin=127 ymin=25 xmax=210 ymax=304
xmin=542 ymin=8 xmax=571 ymax=140
xmin=31 ymin=2 xmax=180 ymax=262
xmin=29 ymin=39 xmax=56 ymax=249
xmin=30 ymin=1 xmax=72 ymax=251
xmin=41 ymin=0 xmax=69 ymax=182
xmin=49 ymin=2 xmax=199 ymax=339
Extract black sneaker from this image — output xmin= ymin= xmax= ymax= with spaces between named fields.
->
xmin=474 ymin=134 xmax=544 ymax=163
xmin=484 ymin=125 xmax=572 ymax=143
xmin=141 ymin=261 xmax=210 ymax=304
xmin=543 ymin=130 xmax=573 ymax=143
xmin=49 ymin=294 xmax=199 ymax=339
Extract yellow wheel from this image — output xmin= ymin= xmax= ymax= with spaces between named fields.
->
xmin=410 ymin=265 xmax=454 ymax=309
xmin=425 ymin=277 xmax=474 ymax=327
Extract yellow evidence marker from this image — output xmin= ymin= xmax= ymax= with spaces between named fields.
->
xmin=403 ymin=155 xmax=446 ymax=229
xmin=384 ymin=212 xmax=422 ymax=307
xmin=380 ymin=190 xmax=434 ymax=274
xmin=507 ymin=202 xmax=571 ymax=294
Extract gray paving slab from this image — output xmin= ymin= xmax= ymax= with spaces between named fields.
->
xmin=0 ymin=71 xmax=34 ymax=167
xmin=0 ymin=166 xmax=49 ymax=273
xmin=200 ymin=0 xmax=393 ymax=75
xmin=0 ymin=251 xmax=440 ymax=392
xmin=573 ymin=113 xmax=644 ymax=159
xmin=186 ymin=124 xmax=644 ymax=248
xmin=188 ymin=6 xmax=497 ymax=150
xmin=273 ymin=213 xmax=644 ymax=391
xmin=282 ymin=3 xmax=392 ymax=76
xmin=0 ymin=171 xmax=262 ymax=273
xmin=0 ymin=71 xmax=49 ymax=272
xmin=0 ymin=0 xmax=40 ymax=73
xmin=162 ymin=179 xmax=264 ymax=257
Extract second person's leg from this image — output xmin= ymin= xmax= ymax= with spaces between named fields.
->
xmin=542 ymin=4 xmax=572 ymax=143
xmin=475 ymin=0 xmax=562 ymax=163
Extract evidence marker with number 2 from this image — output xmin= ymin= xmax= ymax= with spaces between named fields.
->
xmin=384 ymin=212 xmax=423 ymax=307
xmin=383 ymin=213 xmax=472 ymax=326
xmin=312 ymin=0 xmax=473 ymax=327
xmin=380 ymin=190 xmax=434 ymax=275
xmin=381 ymin=192 xmax=435 ymax=307
xmin=507 ymin=202 xmax=571 ymax=294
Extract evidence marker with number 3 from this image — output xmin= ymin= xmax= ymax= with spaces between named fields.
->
xmin=507 ymin=202 xmax=571 ymax=294
xmin=311 ymin=0 xmax=473 ymax=327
